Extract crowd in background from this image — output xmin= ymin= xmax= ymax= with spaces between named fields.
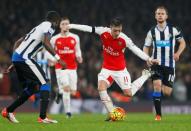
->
xmin=0 ymin=0 xmax=190 ymax=101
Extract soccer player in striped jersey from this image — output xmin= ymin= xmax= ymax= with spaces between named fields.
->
xmin=50 ymin=17 xmax=82 ymax=118
xmin=143 ymin=6 xmax=186 ymax=121
xmin=68 ymin=18 xmax=159 ymax=121
xmin=1 ymin=11 xmax=66 ymax=123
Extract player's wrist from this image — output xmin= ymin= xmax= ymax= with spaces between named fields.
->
xmin=147 ymin=57 xmax=152 ymax=62
xmin=54 ymin=54 xmax=60 ymax=61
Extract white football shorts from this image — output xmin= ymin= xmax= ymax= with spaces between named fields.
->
xmin=98 ymin=68 xmax=131 ymax=90
xmin=55 ymin=69 xmax=77 ymax=91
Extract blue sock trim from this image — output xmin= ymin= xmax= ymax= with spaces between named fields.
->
xmin=152 ymin=92 xmax=161 ymax=97
xmin=40 ymin=84 xmax=51 ymax=91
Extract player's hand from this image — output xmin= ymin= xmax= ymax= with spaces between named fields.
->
xmin=4 ymin=64 xmax=14 ymax=74
xmin=58 ymin=59 xmax=66 ymax=69
xmin=173 ymin=53 xmax=180 ymax=62
xmin=76 ymin=57 xmax=83 ymax=63
xmin=146 ymin=58 xmax=159 ymax=67
xmin=48 ymin=59 xmax=57 ymax=66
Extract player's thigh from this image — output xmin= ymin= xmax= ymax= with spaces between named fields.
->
xmin=98 ymin=69 xmax=113 ymax=90
xmin=114 ymin=69 xmax=131 ymax=90
xmin=55 ymin=69 xmax=70 ymax=89
xmin=162 ymin=67 xmax=175 ymax=96
xmin=98 ymin=68 xmax=113 ymax=86
xmin=25 ymin=59 xmax=48 ymax=85
xmin=13 ymin=61 xmax=43 ymax=89
xmin=13 ymin=62 xmax=27 ymax=88
xmin=69 ymin=70 xmax=77 ymax=91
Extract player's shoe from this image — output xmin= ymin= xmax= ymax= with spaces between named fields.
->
xmin=38 ymin=117 xmax=58 ymax=123
xmin=1 ymin=108 xmax=19 ymax=123
xmin=105 ymin=115 xmax=112 ymax=122
xmin=66 ymin=112 xmax=72 ymax=119
xmin=155 ymin=115 xmax=162 ymax=121
xmin=142 ymin=69 xmax=155 ymax=77
xmin=55 ymin=93 xmax=62 ymax=104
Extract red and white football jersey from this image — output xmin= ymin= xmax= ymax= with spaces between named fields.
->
xmin=50 ymin=32 xmax=81 ymax=69
xmin=68 ymin=24 xmax=150 ymax=71
xmin=95 ymin=27 xmax=133 ymax=70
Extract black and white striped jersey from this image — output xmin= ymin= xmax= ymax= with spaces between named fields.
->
xmin=15 ymin=21 xmax=55 ymax=60
xmin=144 ymin=24 xmax=183 ymax=68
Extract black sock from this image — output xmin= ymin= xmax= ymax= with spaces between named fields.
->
xmin=7 ymin=91 xmax=31 ymax=112
xmin=153 ymin=95 xmax=162 ymax=116
xmin=39 ymin=91 xmax=50 ymax=119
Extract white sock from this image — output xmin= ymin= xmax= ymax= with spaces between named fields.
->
xmin=130 ymin=74 xmax=150 ymax=96
xmin=99 ymin=90 xmax=114 ymax=112
xmin=62 ymin=91 xmax=71 ymax=113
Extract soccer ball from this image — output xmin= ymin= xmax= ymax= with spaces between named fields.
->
xmin=109 ymin=107 xmax=126 ymax=121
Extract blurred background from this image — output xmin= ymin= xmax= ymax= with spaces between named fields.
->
xmin=0 ymin=0 xmax=190 ymax=114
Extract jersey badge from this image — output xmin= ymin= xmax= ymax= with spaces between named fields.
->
xmin=71 ymin=39 xmax=75 ymax=44
xmin=118 ymin=41 xmax=122 ymax=46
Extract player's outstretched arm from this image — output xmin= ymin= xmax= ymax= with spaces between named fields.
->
xmin=69 ymin=24 xmax=93 ymax=33
xmin=69 ymin=24 xmax=108 ymax=35
xmin=128 ymin=43 xmax=159 ymax=66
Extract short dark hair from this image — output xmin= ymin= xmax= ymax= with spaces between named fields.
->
xmin=155 ymin=6 xmax=168 ymax=15
xmin=61 ymin=17 xmax=70 ymax=21
xmin=46 ymin=11 xmax=60 ymax=22
xmin=110 ymin=17 xmax=122 ymax=27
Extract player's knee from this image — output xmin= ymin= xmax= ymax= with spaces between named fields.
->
xmin=98 ymin=81 xmax=108 ymax=91
xmin=153 ymin=83 xmax=162 ymax=92
xmin=163 ymin=90 xmax=172 ymax=96
xmin=71 ymin=90 xmax=77 ymax=96
xmin=123 ymin=89 xmax=132 ymax=97
xmin=63 ymin=86 xmax=70 ymax=92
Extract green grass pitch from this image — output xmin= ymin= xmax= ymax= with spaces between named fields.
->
xmin=0 ymin=113 xmax=191 ymax=131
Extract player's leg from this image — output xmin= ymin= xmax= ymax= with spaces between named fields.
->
xmin=25 ymin=59 xmax=57 ymax=123
xmin=1 ymin=62 xmax=39 ymax=123
xmin=98 ymin=69 xmax=114 ymax=121
xmin=129 ymin=69 xmax=152 ymax=96
xmin=66 ymin=70 xmax=78 ymax=118
xmin=116 ymin=69 xmax=152 ymax=97
xmin=55 ymin=69 xmax=64 ymax=104
xmin=161 ymin=67 xmax=174 ymax=96
xmin=56 ymin=69 xmax=71 ymax=118
xmin=153 ymin=80 xmax=162 ymax=120
xmin=151 ymin=65 xmax=163 ymax=121
xmin=63 ymin=85 xmax=71 ymax=118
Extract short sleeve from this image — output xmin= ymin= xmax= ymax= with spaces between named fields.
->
xmin=144 ymin=31 xmax=153 ymax=47
xmin=173 ymin=27 xmax=183 ymax=40
xmin=41 ymin=22 xmax=55 ymax=36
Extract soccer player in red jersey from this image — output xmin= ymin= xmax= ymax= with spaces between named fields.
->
xmin=69 ymin=18 xmax=159 ymax=121
xmin=50 ymin=17 xmax=82 ymax=118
